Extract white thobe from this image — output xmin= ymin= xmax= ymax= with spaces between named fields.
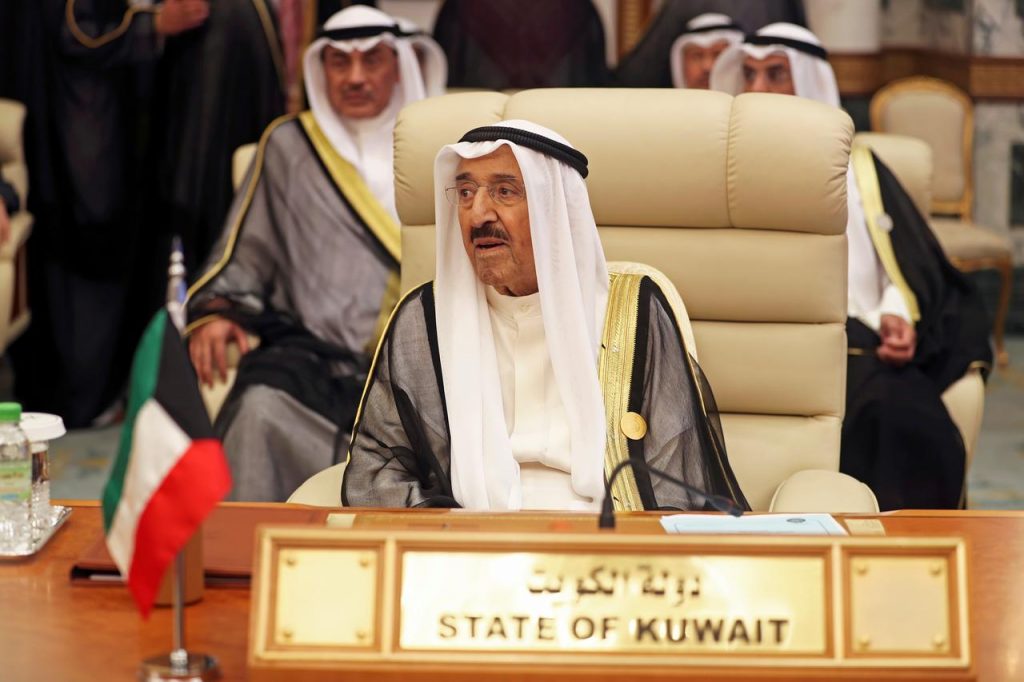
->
xmin=340 ymin=98 xmax=401 ymax=222
xmin=485 ymin=287 xmax=598 ymax=511
xmin=846 ymin=167 xmax=912 ymax=332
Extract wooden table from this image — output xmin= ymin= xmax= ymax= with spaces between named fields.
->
xmin=1 ymin=504 xmax=1021 ymax=681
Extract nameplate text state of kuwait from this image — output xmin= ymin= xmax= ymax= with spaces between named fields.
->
xmin=399 ymin=551 xmax=825 ymax=653
xmin=249 ymin=525 xmax=970 ymax=680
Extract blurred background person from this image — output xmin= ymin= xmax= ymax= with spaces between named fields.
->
xmin=669 ymin=12 xmax=743 ymax=89
xmin=149 ymin=0 xmax=369 ymax=277
xmin=433 ymin=0 xmax=610 ymax=89
xmin=9 ymin=0 xmax=208 ymax=428
xmin=616 ymin=0 xmax=806 ymax=86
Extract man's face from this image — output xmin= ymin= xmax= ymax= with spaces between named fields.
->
xmin=322 ymin=44 xmax=400 ymax=119
xmin=741 ymin=53 xmax=796 ymax=95
xmin=682 ymin=40 xmax=731 ymax=89
xmin=454 ymin=146 xmax=537 ymax=297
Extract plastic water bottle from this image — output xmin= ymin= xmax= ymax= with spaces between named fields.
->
xmin=29 ymin=441 xmax=51 ymax=538
xmin=20 ymin=412 xmax=66 ymax=537
xmin=0 ymin=402 xmax=32 ymax=553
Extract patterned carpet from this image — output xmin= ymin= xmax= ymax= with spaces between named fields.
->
xmin=48 ymin=424 xmax=122 ymax=501
xmin=19 ymin=337 xmax=1023 ymax=510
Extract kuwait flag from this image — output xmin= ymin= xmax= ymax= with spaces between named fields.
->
xmin=102 ymin=309 xmax=231 ymax=617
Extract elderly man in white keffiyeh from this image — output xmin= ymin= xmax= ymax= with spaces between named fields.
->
xmin=343 ymin=121 xmax=749 ymax=513
xmin=186 ymin=5 xmax=446 ymax=501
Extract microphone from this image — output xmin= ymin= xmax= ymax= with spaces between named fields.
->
xmin=599 ymin=458 xmax=744 ymax=529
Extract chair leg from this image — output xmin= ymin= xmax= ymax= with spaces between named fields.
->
xmin=994 ymin=255 xmax=1013 ymax=368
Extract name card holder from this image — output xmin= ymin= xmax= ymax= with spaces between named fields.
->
xmin=248 ymin=527 xmax=971 ymax=681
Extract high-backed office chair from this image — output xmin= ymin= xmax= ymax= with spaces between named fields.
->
xmin=386 ymin=88 xmax=873 ymax=513
xmin=232 ymin=143 xmax=257 ymax=191
xmin=853 ymin=131 xmax=986 ymax=472
xmin=0 ymin=99 xmax=32 ymax=352
xmin=870 ymin=77 xmax=1012 ymax=367
xmin=286 ymin=256 xmax=769 ymax=508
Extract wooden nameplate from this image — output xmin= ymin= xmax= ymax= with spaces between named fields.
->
xmin=248 ymin=524 xmax=971 ymax=680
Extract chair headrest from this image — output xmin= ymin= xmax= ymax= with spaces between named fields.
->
xmin=394 ymin=89 xmax=853 ymax=236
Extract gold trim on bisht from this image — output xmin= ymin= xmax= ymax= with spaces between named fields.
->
xmin=185 ymin=114 xmax=296 ymax=307
xmin=367 ymin=271 xmax=402 ymax=354
xmin=64 ymin=0 xmax=156 ymax=49
xmin=605 ymin=263 xmax=741 ymax=507
xmin=345 ymin=283 xmax=430 ymax=466
xmin=598 ymin=272 xmax=645 ymax=512
xmin=250 ymin=0 xmax=288 ymax=97
xmin=183 ymin=314 xmax=223 ymax=338
xmin=297 ymin=111 xmax=402 ymax=264
xmin=851 ymin=145 xmax=921 ymax=322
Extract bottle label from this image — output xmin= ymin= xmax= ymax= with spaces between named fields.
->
xmin=0 ymin=460 xmax=31 ymax=502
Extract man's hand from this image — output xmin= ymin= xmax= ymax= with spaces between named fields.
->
xmin=877 ymin=314 xmax=916 ymax=366
xmin=188 ymin=317 xmax=251 ymax=387
xmin=155 ymin=0 xmax=210 ymax=37
xmin=0 ymin=201 xmax=9 ymax=247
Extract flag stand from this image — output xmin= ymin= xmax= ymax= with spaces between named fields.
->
xmin=138 ymin=553 xmax=221 ymax=680
xmin=128 ymin=237 xmax=226 ymax=680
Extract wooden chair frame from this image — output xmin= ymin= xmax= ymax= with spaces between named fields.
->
xmin=870 ymin=76 xmax=1011 ymax=367
xmin=870 ymin=76 xmax=973 ymax=217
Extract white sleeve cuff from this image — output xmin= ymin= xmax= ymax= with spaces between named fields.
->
xmin=878 ymin=283 xmax=913 ymax=325
xmin=854 ymin=309 xmax=882 ymax=333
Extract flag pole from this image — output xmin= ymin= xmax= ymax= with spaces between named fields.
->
xmin=170 ymin=553 xmax=188 ymax=672
xmin=139 ymin=236 xmax=222 ymax=681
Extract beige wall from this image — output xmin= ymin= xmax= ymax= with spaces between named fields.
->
xmin=806 ymin=0 xmax=881 ymax=53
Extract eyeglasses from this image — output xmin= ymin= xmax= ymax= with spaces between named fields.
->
xmin=444 ymin=180 xmax=526 ymax=208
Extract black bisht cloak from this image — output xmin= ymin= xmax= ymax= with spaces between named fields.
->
xmin=841 ymin=154 xmax=993 ymax=511
xmin=432 ymin=0 xmax=611 ymax=89
xmin=343 ymin=280 xmax=750 ymax=512
xmin=148 ymin=0 xmax=286 ymax=274
xmin=9 ymin=0 xmax=161 ymax=425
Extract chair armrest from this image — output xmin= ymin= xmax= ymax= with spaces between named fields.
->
xmin=0 ymin=100 xmax=27 ymax=167
xmin=941 ymin=367 xmax=985 ymax=471
xmin=0 ymin=211 xmax=31 ymax=260
xmin=195 ymin=334 xmax=260 ymax=422
xmin=769 ymin=469 xmax=879 ymax=513
xmin=200 ymin=370 xmax=236 ymax=423
xmin=286 ymin=462 xmax=348 ymax=506
xmin=1 ymin=162 xmax=27 ymax=207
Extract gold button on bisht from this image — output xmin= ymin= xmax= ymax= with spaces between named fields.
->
xmin=620 ymin=412 xmax=647 ymax=440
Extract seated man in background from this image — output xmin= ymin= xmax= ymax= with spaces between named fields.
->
xmin=710 ymin=24 xmax=992 ymax=510
xmin=669 ymin=13 xmax=743 ymax=89
xmin=186 ymin=5 xmax=446 ymax=501
xmin=614 ymin=0 xmax=806 ymax=87
xmin=343 ymin=121 xmax=749 ymax=512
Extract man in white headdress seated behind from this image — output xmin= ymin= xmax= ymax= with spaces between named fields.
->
xmin=669 ymin=13 xmax=744 ymax=89
xmin=711 ymin=24 xmax=992 ymax=511
xmin=185 ymin=6 xmax=446 ymax=501
xmin=343 ymin=122 xmax=749 ymax=512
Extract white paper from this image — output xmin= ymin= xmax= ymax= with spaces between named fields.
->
xmin=659 ymin=513 xmax=848 ymax=536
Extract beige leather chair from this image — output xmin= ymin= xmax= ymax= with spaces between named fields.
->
xmin=232 ymin=143 xmax=257 ymax=191
xmin=196 ymin=143 xmax=262 ymax=421
xmin=0 ymin=99 xmax=32 ymax=352
xmin=288 ymin=461 xmax=348 ymax=505
xmin=870 ymin=77 xmax=1012 ymax=367
xmin=388 ymin=88 xmax=872 ymax=513
xmin=854 ymin=131 xmax=986 ymax=471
